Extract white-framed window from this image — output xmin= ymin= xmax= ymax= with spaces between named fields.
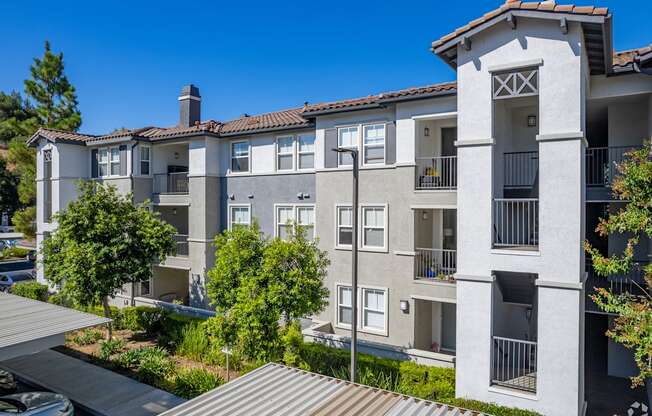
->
xmin=335 ymin=283 xmax=388 ymax=335
xmin=98 ymin=148 xmax=109 ymax=177
xmin=228 ymin=204 xmax=251 ymax=229
xmin=335 ymin=205 xmax=353 ymax=248
xmin=276 ymin=136 xmax=294 ymax=171
xmin=336 ymin=285 xmax=353 ymax=327
xmin=110 ymin=147 xmax=121 ymax=176
xmin=363 ymin=124 xmax=385 ymax=165
xmin=337 ymin=126 xmax=358 ymax=166
xmin=362 ymin=287 xmax=386 ymax=333
xmin=231 ymin=141 xmax=249 ymax=173
xmin=275 ymin=204 xmax=315 ymax=240
xmin=140 ymin=146 xmax=150 ymax=176
xmin=297 ymin=134 xmax=315 ymax=170
xmin=361 ymin=205 xmax=387 ymax=250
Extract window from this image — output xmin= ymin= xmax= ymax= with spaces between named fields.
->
xmin=229 ymin=205 xmax=251 ymax=229
xmin=110 ymin=147 xmax=121 ymax=176
xmin=98 ymin=148 xmax=109 ymax=177
xmin=363 ymin=124 xmax=385 ymax=165
xmin=337 ymin=285 xmax=353 ymax=327
xmin=362 ymin=288 xmax=386 ymax=332
xmin=276 ymin=136 xmax=294 ymax=171
xmin=275 ymin=205 xmax=315 ymax=240
xmin=298 ymin=134 xmax=315 ymax=169
xmin=336 ymin=206 xmax=353 ymax=247
xmin=231 ymin=141 xmax=249 ymax=173
xmin=337 ymin=126 xmax=358 ymax=166
xmin=140 ymin=146 xmax=150 ymax=175
xmin=137 ymin=278 xmax=151 ymax=297
xmin=362 ymin=205 xmax=386 ymax=250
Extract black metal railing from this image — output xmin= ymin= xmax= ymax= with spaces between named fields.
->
xmin=492 ymin=336 xmax=537 ymax=393
xmin=493 ymin=199 xmax=539 ymax=248
xmin=586 ymin=146 xmax=641 ymax=187
xmin=154 ymin=172 xmax=189 ymax=194
xmin=504 ymin=151 xmax=538 ymax=189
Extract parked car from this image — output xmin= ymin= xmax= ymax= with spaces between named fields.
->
xmin=0 ymin=371 xmax=16 ymax=393
xmin=0 ymin=275 xmax=12 ymax=292
xmin=0 ymin=392 xmax=73 ymax=415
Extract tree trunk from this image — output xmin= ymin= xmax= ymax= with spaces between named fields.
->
xmin=102 ymin=296 xmax=113 ymax=340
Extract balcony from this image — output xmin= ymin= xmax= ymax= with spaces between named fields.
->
xmin=493 ymin=198 xmax=539 ymax=249
xmin=585 ymin=261 xmax=648 ymax=312
xmin=415 ymin=156 xmax=457 ymax=190
xmin=492 ymin=336 xmax=537 ymax=393
xmin=415 ymin=248 xmax=456 ymax=281
xmin=154 ymin=172 xmax=189 ymax=195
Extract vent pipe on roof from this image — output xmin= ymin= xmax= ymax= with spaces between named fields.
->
xmin=179 ymin=84 xmax=201 ymax=127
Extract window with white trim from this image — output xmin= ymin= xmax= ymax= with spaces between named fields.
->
xmin=337 ymin=126 xmax=358 ymax=166
xmin=140 ymin=146 xmax=150 ymax=175
xmin=231 ymin=141 xmax=249 ymax=173
xmin=275 ymin=205 xmax=315 ymax=240
xmin=297 ymin=134 xmax=315 ymax=169
xmin=362 ymin=206 xmax=386 ymax=249
xmin=110 ymin=147 xmax=121 ymax=176
xmin=229 ymin=205 xmax=250 ymax=229
xmin=363 ymin=124 xmax=385 ymax=165
xmin=276 ymin=136 xmax=294 ymax=171
xmin=98 ymin=148 xmax=109 ymax=177
xmin=337 ymin=285 xmax=353 ymax=327
xmin=362 ymin=288 xmax=386 ymax=332
xmin=336 ymin=206 xmax=353 ymax=247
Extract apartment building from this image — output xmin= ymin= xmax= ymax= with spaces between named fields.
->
xmin=30 ymin=1 xmax=652 ymax=414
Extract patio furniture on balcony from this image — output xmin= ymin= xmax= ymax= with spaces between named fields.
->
xmin=414 ymin=248 xmax=456 ymax=281
xmin=415 ymin=156 xmax=457 ymax=190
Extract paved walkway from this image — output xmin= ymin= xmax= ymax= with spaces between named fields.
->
xmin=1 ymin=349 xmax=185 ymax=416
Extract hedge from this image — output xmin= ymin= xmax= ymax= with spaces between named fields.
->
xmin=10 ymin=281 xmax=49 ymax=301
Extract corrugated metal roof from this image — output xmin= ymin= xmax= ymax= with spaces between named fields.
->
xmin=160 ymin=363 xmax=485 ymax=416
xmin=0 ymin=293 xmax=111 ymax=350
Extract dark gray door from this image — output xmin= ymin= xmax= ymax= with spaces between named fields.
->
xmin=441 ymin=127 xmax=457 ymax=157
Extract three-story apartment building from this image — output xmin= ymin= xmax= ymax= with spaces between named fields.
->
xmin=30 ymin=2 xmax=651 ymax=414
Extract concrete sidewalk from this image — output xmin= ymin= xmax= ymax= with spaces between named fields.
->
xmin=1 ymin=349 xmax=185 ymax=416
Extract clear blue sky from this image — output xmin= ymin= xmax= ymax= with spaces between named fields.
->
xmin=1 ymin=0 xmax=650 ymax=134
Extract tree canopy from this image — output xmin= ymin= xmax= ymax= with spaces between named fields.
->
xmin=42 ymin=181 xmax=176 ymax=338
xmin=585 ymin=143 xmax=652 ymax=387
xmin=206 ymin=222 xmax=329 ymax=362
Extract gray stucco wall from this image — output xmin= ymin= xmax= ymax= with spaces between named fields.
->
xmin=313 ymin=166 xmax=457 ymax=349
xmin=220 ymin=173 xmax=316 ymax=236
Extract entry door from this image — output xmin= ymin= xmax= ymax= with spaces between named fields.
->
xmin=441 ymin=303 xmax=457 ymax=351
xmin=441 ymin=127 xmax=457 ymax=156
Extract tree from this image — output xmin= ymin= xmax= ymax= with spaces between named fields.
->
xmin=0 ymin=158 xmax=20 ymax=221
xmin=585 ymin=143 xmax=652 ymax=388
xmin=41 ymin=181 xmax=176 ymax=339
xmin=1 ymin=41 xmax=81 ymax=238
xmin=206 ymin=222 xmax=329 ymax=362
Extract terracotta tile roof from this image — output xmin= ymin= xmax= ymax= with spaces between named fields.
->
xmin=29 ymin=127 xmax=97 ymax=144
xmin=219 ymin=108 xmax=311 ymax=135
xmin=302 ymin=81 xmax=457 ymax=115
xmin=431 ymin=1 xmax=610 ymax=50
xmin=613 ymin=44 xmax=652 ymax=68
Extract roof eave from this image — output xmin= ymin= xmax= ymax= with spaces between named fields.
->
xmin=378 ymin=89 xmax=457 ymax=105
xmin=219 ymin=123 xmax=315 ymax=138
xmin=301 ymin=103 xmax=385 ymax=117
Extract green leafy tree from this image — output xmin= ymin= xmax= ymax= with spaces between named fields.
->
xmin=0 ymin=157 xmax=20 ymax=220
xmin=585 ymin=143 xmax=652 ymax=388
xmin=42 ymin=181 xmax=176 ymax=339
xmin=1 ymin=41 xmax=81 ymax=238
xmin=206 ymin=222 xmax=329 ymax=362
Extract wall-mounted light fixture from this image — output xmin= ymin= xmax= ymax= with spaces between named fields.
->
xmin=527 ymin=114 xmax=537 ymax=127
xmin=172 ymin=208 xmax=177 ymax=215
xmin=424 ymin=127 xmax=430 ymax=137
xmin=174 ymin=151 xmax=180 ymax=159
xmin=400 ymin=300 xmax=410 ymax=313
xmin=422 ymin=210 xmax=428 ymax=220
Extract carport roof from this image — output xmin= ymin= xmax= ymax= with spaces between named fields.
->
xmin=160 ymin=363 xmax=484 ymax=416
xmin=0 ymin=293 xmax=110 ymax=358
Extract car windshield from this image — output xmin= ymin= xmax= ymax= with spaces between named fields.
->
xmin=0 ymin=398 xmax=27 ymax=412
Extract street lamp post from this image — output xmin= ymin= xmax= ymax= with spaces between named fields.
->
xmin=332 ymin=147 xmax=359 ymax=383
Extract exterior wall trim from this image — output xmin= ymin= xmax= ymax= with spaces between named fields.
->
xmin=410 ymin=294 xmax=456 ymax=304
xmin=535 ymin=279 xmax=583 ymax=290
xmin=536 ymin=132 xmax=588 ymax=146
xmin=488 ymin=59 xmax=544 ymax=73
xmin=454 ymin=138 xmax=495 ymax=147
xmin=411 ymin=111 xmax=457 ymax=121
xmin=454 ymin=274 xmax=495 ymax=283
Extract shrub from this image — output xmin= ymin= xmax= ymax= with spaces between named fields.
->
xmin=0 ymin=247 xmax=30 ymax=259
xmin=120 ymin=307 xmax=141 ymax=331
xmin=48 ymin=291 xmax=76 ymax=307
xmin=99 ymin=338 xmax=126 ymax=361
xmin=172 ymin=368 xmax=224 ymax=399
xmin=10 ymin=281 xmax=48 ymax=301
xmin=176 ymin=323 xmax=210 ymax=361
xmin=443 ymin=398 xmax=541 ymax=416
xmin=136 ymin=353 xmax=175 ymax=386
xmin=134 ymin=306 xmax=170 ymax=337
xmin=70 ymin=329 xmax=103 ymax=346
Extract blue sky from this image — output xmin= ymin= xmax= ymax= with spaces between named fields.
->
xmin=1 ymin=0 xmax=650 ymax=134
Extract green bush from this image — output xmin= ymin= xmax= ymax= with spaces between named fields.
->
xmin=10 ymin=281 xmax=48 ymax=301
xmin=0 ymin=247 xmax=30 ymax=259
xmin=71 ymin=329 xmax=104 ymax=346
xmin=134 ymin=306 xmax=170 ymax=337
xmin=137 ymin=353 xmax=175 ymax=385
xmin=172 ymin=368 xmax=224 ymax=399
xmin=176 ymin=323 xmax=210 ymax=361
xmin=48 ymin=291 xmax=76 ymax=307
xmin=99 ymin=338 xmax=126 ymax=361
xmin=443 ymin=398 xmax=541 ymax=416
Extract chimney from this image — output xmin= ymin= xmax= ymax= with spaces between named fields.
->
xmin=178 ymin=84 xmax=201 ymax=127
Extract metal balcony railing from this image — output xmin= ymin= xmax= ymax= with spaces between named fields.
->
xmin=504 ymin=151 xmax=538 ymax=189
xmin=586 ymin=261 xmax=648 ymax=297
xmin=586 ymin=146 xmax=641 ymax=187
xmin=493 ymin=199 xmax=539 ymax=248
xmin=415 ymin=156 xmax=457 ymax=190
xmin=173 ymin=234 xmax=189 ymax=257
xmin=414 ymin=248 xmax=456 ymax=281
xmin=154 ymin=172 xmax=189 ymax=194
xmin=492 ymin=336 xmax=537 ymax=393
